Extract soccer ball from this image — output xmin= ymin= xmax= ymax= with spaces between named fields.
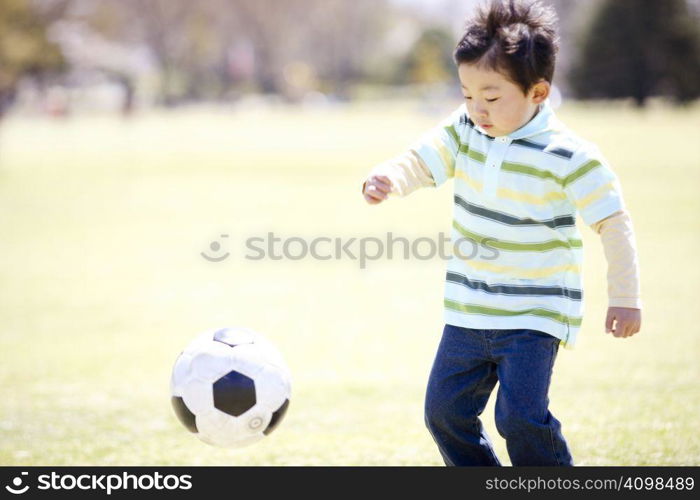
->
xmin=170 ymin=327 xmax=291 ymax=448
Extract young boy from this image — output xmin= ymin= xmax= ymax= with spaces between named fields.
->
xmin=361 ymin=0 xmax=641 ymax=466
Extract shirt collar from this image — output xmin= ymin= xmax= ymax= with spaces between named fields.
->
xmin=507 ymin=100 xmax=560 ymax=140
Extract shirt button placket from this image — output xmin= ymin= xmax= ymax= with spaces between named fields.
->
xmin=483 ymin=137 xmax=511 ymax=198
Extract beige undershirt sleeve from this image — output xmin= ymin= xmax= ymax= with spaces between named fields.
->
xmin=362 ymin=150 xmax=435 ymax=197
xmin=591 ymin=209 xmax=642 ymax=309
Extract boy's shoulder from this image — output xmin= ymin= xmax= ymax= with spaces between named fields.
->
xmin=534 ymin=116 xmax=609 ymax=170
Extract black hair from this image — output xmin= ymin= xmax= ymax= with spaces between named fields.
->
xmin=454 ymin=0 xmax=559 ymax=94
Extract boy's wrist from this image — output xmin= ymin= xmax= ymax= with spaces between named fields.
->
xmin=608 ymin=297 xmax=642 ymax=309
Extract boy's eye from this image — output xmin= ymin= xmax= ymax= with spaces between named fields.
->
xmin=464 ymin=96 xmax=472 ymax=100
xmin=486 ymin=98 xmax=500 ymax=103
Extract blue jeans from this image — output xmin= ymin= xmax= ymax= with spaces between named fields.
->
xmin=424 ymin=324 xmax=573 ymax=466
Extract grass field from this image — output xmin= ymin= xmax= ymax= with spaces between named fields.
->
xmin=1 ymin=100 xmax=699 ymax=465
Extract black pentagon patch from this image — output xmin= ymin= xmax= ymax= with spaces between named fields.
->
xmin=171 ymin=396 xmax=198 ymax=433
xmin=213 ymin=328 xmax=256 ymax=347
xmin=213 ymin=370 xmax=256 ymax=417
xmin=263 ymin=399 xmax=289 ymax=435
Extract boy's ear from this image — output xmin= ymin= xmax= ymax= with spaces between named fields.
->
xmin=530 ymin=80 xmax=550 ymax=103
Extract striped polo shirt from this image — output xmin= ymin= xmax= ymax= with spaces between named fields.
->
xmin=414 ymin=101 xmax=625 ymax=347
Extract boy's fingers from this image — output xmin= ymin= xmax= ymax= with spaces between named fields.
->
xmin=375 ymin=181 xmax=392 ymax=193
xmin=620 ymin=321 xmax=632 ymax=338
xmin=626 ymin=320 xmax=641 ymax=337
xmin=363 ymin=193 xmax=382 ymax=205
xmin=369 ymin=175 xmax=392 ymax=191
xmin=614 ymin=317 xmax=626 ymax=337
xmin=621 ymin=319 xmax=633 ymax=337
xmin=364 ymin=188 xmax=386 ymax=203
xmin=620 ymin=314 xmax=640 ymax=337
xmin=373 ymin=175 xmax=391 ymax=184
xmin=368 ymin=179 xmax=391 ymax=193
xmin=604 ymin=310 xmax=615 ymax=334
xmin=603 ymin=308 xmax=642 ymax=338
xmin=364 ymin=190 xmax=383 ymax=201
xmin=630 ymin=314 xmax=642 ymax=336
xmin=608 ymin=312 xmax=628 ymax=337
xmin=365 ymin=184 xmax=388 ymax=199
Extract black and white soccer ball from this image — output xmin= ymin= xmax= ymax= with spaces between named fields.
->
xmin=170 ymin=327 xmax=291 ymax=448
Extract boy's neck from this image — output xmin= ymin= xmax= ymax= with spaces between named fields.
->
xmin=487 ymin=103 xmax=544 ymax=139
xmin=526 ymin=103 xmax=544 ymax=125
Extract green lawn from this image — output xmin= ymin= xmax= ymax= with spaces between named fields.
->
xmin=0 ymin=100 xmax=698 ymax=465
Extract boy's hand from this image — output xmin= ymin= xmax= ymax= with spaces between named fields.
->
xmin=363 ymin=175 xmax=392 ymax=205
xmin=605 ymin=307 xmax=641 ymax=338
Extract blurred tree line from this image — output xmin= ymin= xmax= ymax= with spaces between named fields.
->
xmin=0 ymin=0 xmax=699 ymax=114
xmin=570 ymin=0 xmax=700 ymax=105
xmin=0 ymin=0 xmax=64 ymax=116
xmin=1 ymin=0 xmax=398 ymax=111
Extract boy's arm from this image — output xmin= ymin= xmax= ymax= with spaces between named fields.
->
xmin=591 ymin=209 xmax=642 ymax=338
xmin=362 ymin=150 xmax=436 ymax=201
xmin=563 ymin=145 xmax=641 ymax=338
xmin=362 ymin=105 xmax=465 ymax=204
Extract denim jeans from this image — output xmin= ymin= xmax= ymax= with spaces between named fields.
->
xmin=424 ymin=324 xmax=573 ymax=466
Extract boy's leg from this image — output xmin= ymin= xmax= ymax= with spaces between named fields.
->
xmin=424 ymin=324 xmax=501 ymax=466
xmin=491 ymin=329 xmax=573 ymax=466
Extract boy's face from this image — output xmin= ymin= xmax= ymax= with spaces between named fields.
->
xmin=458 ymin=63 xmax=549 ymax=138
